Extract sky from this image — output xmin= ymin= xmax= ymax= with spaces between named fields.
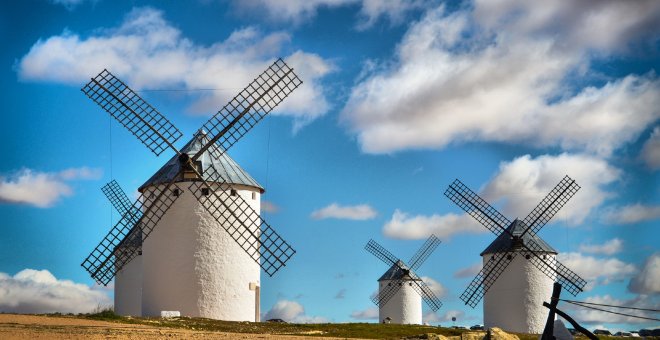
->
xmin=0 ymin=0 xmax=659 ymax=333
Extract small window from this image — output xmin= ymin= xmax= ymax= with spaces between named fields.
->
xmin=172 ymin=189 xmax=180 ymax=197
xmin=252 ymin=192 xmax=256 ymax=200
xmin=231 ymin=189 xmax=237 ymax=196
xmin=201 ymin=188 xmax=210 ymax=196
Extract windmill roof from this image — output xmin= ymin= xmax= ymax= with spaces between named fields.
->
xmin=378 ymin=260 xmax=419 ymax=281
xmin=138 ymin=131 xmax=263 ymax=193
xmin=480 ymin=219 xmax=557 ymax=256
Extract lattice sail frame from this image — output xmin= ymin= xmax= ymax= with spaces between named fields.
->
xmin=365 ymin=236 xmax=443 ymax=312
xmin=81 ymin=59 xmax=301 ymax=285
xmin=82 ymin=70 xmax=183 ymax=156
xmin=444 ymin=177 xmax=586 ymax=308
xmin=81 ymin=182 xmax=179 ymax=285
xmin=197 ymin=59 xmax=302 ymax=157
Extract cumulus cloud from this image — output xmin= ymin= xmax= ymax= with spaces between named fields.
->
xmin=454 ymin=262 xmax=482 ymax=279
xmin=350 ymin=306 xmax=379 ymax=320
xmin=0 ymin=167 xmax=102 ymax=208
xmin=641 ymin=127 xmax=660 ymax=170
xmin=341 ymin=3 xmax=660 ymax=155
xmin=232 ymin=0 xmax=427 ymax=29
xmin=579 ymin=238 xmax=623 ymax=256
xmin=383 ymin=210 xmax=485 ymax=240
xmin=558 ymin=252 xmax=636 ymax=290
xmin=569 ymin=294 xmax=660 ymax=325
xmin=394 ymin=153 xmax=618 ymax=240
xmin=0 ymin=269 xmax=111 ymax=314
xmin=628 ymin=253 xmax=660 ymax=295
xmin=481 ymin=153 xmax=620 ymax=225
xmin=18 ymin=7 xmax=333 ymax=129
xmin=311 ymin=203 xmax=377 ymax=220
xmin=421 ymin=276 xmax=447 ymax=298
xmin=605 ymin=203 xmax=660 ymax=224
xmin=263 ymin=300 xmax=327 ymax=323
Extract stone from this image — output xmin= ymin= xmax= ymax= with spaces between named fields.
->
xmin=489 ymin=327 xmax=520 ymax=340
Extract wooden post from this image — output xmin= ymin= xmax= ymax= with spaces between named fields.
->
xmin=542 ymin=282 xmax=561 ymax=340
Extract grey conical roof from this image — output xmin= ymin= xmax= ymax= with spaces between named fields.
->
xmin=138 ymin=131 xmax=263 ymax=193
xmin=480 ymin=219 xmax=557 ymax=256
xmin=378 ymin=260 xmax=419 ymax=281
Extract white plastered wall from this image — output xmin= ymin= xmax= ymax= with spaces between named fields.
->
xmin=141 ymin=183 xmax=261 ymax=321
xmin=482 ymin=252 xmax=556 ymax=334
xmin=114 ymin=255 xmax=142 ymax=316
xmin=378 ymin=279 xmax=423 ymax=324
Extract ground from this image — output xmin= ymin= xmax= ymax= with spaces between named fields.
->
xmin=1 ymin=313 xmax=632 ymax=340
xmin=0 ymin=314 xmax=362 ymax=340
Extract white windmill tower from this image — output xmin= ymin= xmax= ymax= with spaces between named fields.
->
xmin=80 ymin=59 xmax=301 ymax=321
xmin=444 ymin=176 xmax=587 ymax=334
xmin=365 ymin=235 xmax=443 ymax=324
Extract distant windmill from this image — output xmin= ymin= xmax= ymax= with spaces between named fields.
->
xmin=444 ymin=176 xmax=587 ymax=333
xmin=365 ymin=235 xmax=443 ymax=324
xmin=80 ymin=59 xmax=302 ymax=321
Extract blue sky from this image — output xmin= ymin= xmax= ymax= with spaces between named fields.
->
xmin=1 ymin=0 xmax=659 ymax=332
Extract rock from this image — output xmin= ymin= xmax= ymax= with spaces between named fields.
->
xmin=489 ymin=327 xmax=520 ymax=340
xmin=461 ymin=331 xmax=487 ymax=340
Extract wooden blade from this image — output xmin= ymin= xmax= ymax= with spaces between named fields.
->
xmin=445 ymin=179 xmax=511 ymax=236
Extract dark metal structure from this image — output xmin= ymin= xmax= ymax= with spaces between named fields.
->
xmin=542 ymin=282 xmax=598 ymax=340
xmin=81 ymin=59 xmax=302 ymax=285
xmin=444 ymin=176 xmax=587 ymax=307
xmin=365 ymin=235 xmax=443 ymax=312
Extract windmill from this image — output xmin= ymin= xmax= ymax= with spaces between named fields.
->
xmin=444 ymin=176 xmax=587 ymax=333
xmin=365 ymin=234 xmax=443 ymax=324
xmin=80 ymin=59 xmax=302 ymax=321
xmin=100 ymin=180 xmax=143 ymax=316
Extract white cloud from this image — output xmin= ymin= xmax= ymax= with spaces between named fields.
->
xmin=383 ymin=210 xmax=485 ymax=240
xmin=421 ymin=276 xmax=446 ymax=298
xmin=423 ymin=309 xmax=466 ymax=324
xmin=18 ymin=7 xmax=333 ymax=129
xmin=393 ymin=153 xmax=618 ymax=240
xmin=0 ymin=167 xmax=102 ymax=208
xmin=311 ymin=203 xmax=377 ymax=220
xmin=261 ymin=200 xmax=280 ymax=213
xmin=232 ymin=0 xmax=426 ymax=29
xmin=628 ymin=253 xmax=660 ymax=295
xmin=569 ymin=294 xmax=660 ymax=325
xmin=263 ymin=300 xmax=328 ymax=323
xmin=356 ymin=0 xmax=427 ymax=30
xmin=454 ymin=262 xmax=482 ymax=279
xmin=341 ymin=3 xmax=660 ymax=155
xmin=350 ymin=306 xmax=379 ymax=320
xmin=641 ymin=127 xmax=660 ymax=170
xmin=0 ymin=269 xmax=111 ymax=314
xmin=579 ymin=238 xmax=623 ymax=256
xmin=481 ymin=153 xmax=620 ymax=225
xmin=50 ymin=0 xmax=89 ymax=10
xmin=558 ymin=252 xmax=636 ymax=290
xmin=605 ymin=203 xmax=660 ymax=224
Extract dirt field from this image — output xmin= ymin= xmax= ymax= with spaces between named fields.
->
xmin=0 ymin=314 xmax=363 ymax=340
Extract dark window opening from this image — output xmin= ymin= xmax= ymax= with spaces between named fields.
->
xmin=172 ymin=189 xmax=180 ymax=197
xmin=252 ymin=192 xmax=256 ymax=200
xmin=202 ymin=188 xmax=210 ymax=196
xmin=231 ymin=189 xmax=237 ymax=196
